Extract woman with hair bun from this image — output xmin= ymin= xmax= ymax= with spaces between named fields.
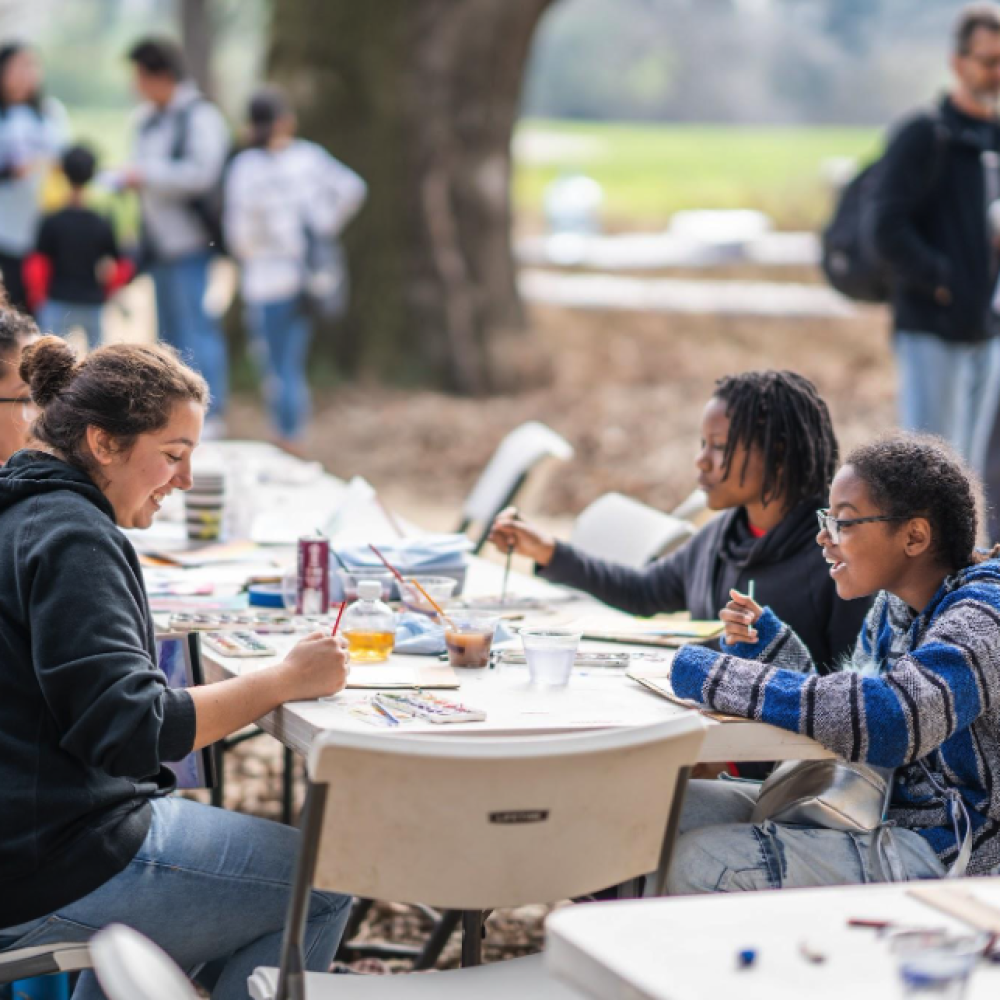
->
xmin=0 ymin=337 xmax=351 ymax=999
xmin=666 ymin=433 xmax=1000 ymax=893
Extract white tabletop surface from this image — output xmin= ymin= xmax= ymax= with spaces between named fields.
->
xmin=147 ymin=440 xmax=831 ymax=764
xmin=545 ymin=878 xmax=1000 ymax=999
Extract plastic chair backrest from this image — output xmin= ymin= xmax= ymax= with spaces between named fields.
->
xmin=306 ymin=717 xmax=706 ymax=911
xmin=460 ymin=421 xmax=573 ymax=530
xmin=90 ymin=924 xmax=198 ymax=1000
xmin=571 ymin=492 xmax=695 ymax=568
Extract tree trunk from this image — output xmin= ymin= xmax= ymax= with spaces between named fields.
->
xmin=268 ymin=0 xmax=557 ymax=393
xmin=180 ymin=0 xmax=215 ymax=100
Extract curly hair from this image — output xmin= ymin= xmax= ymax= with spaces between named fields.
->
xmin=0 ymin=306 xmax=38 ymax=365
xmin=846 ymin=433 xmax=984 ymax=571
xmin=713 ymin=370 xmax=839 ymax=509
xmin=19 ymin=336 xmax=208 ymax=476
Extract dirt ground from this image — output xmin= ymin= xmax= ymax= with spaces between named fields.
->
xmin=231 ymin=294 xmax=896 ymax=528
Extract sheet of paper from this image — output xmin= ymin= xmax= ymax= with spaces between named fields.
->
xmin=346 ymin=664 xmax=460 ymax=690
xmin=569 ymin=615 xmax=724 ymax=647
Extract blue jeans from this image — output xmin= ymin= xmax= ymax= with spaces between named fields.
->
xmin=246 ymin=296 xmax=313 ymax=441
xmin=894 ymin=330 xmax=1000 ymax=475
xmin=0 ymin=797 xmax=351 ymax=1000
xmin=38 ymin=301 xmax=103 ymax=352
xmin=151 ymin=253 xmax=227 ymax=418
xmin=666 ymin=778 xmax=945 ymax=894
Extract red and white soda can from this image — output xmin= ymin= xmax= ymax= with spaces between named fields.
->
xmin=297 ymin=533 xmax=330 ymax=615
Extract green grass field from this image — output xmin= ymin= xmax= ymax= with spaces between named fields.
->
xmin=65 ymin=107 xmax=882 ymax=233
xmin=514 ymin=118 xmax=882 ymax=231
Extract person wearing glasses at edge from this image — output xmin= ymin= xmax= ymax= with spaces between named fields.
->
xmin=490 ymin=370 xmax=873 ymax=675
xmin=663 ymin=433 xmax=1000 ymax=893
xmin=0 ymin=336 xmax=353 ymax=999
xmin=0 ymin=304 xmax=38 ymax=464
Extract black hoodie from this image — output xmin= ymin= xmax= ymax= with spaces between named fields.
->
xmin=540 ymin=500 xmax=872 ymax=672
xmin=0 ymin=451 xmax=195 ymax=928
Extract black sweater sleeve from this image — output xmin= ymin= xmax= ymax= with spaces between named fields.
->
xmin=538 ymin=539 xmax=690 ymax=617
xmin=871 ymin=116 xmax=950 ymax=294
xmin=25 ymin=502 xmax=196 ymax=778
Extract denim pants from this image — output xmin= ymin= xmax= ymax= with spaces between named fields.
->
xmin=666 ymin=778 xmax=945 ymax=895
xmin=894 ymin=330 xmax=1000 ymax=476
xmin=246 ymin=296 xmax=313 ymax=441
xmin=38 ymin=301 xmax=103 ymax=352
xmin=0 ymin=797 xmax=351 ymax=1000
xmin=151 ymin=252 xmax=227 ymax=418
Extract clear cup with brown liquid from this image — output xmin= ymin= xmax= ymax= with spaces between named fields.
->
xmin=444 ymin=614 xmax=500 ymax=669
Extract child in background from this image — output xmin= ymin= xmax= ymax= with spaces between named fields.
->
xmin=24 ymin=144 xmax=133 ymax=351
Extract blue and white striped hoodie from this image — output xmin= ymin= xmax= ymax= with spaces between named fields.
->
xmin=671 ymin=559 xmax=1000 ymax=873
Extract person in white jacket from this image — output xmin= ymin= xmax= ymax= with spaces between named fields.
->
xmin=224 ymin=86 xmax=366 ymax=456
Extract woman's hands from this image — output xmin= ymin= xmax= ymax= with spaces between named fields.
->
xmin=488 ymin=507 xmax=557 ymax=566
xmin=720 ymin=588 xmax=763 ymax=647
xmin=278 ymin=631 xmax=351 ymax=702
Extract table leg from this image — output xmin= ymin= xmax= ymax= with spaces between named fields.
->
xmin=461 ymin=910 xmax=485 ymax=967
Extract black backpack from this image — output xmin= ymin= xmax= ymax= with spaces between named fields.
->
xmin=821 ymin=117 xmax=949 ymax=303
xmin=170 ymin=99 xmax=232 ymax=256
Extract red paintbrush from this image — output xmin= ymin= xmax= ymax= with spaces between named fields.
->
xmin=330 ymin=601 xmax=347 ymax=636
xmin=368 ymin=543 xmax=457 ymax=630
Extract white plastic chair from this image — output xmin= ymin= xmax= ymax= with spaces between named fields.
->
xmin=670 ymin=488 xmax=708 ymax=523
xmin=0 ymin=941 xmax=92 ymax=987
xmin=457 ymin=421 xmax=573 ymax=553
xmin=84 ymin=718 xmax=706 ymax=1000
xmin=248 ymin=716 xmax=706 ymax=999
xmin=570 ymin=492 xmax=696 ymax=568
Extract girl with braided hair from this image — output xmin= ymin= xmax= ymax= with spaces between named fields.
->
xmin=667 ymin=433 xmax=1000 ymax=891
xmin=491 ymin=370 xmax=871 ymax=671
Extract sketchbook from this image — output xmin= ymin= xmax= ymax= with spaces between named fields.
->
xmin=627 ymin=667 xmax=747 ymax=723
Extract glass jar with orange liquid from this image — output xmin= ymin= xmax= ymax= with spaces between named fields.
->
xmin=341 ymin=579 xmax=396 ymax=662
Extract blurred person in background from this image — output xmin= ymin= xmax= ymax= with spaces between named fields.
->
xmin=0 ymin=42 xmax=67 ymax=313
xmin=0 ymin=305 xmax=38 ymax=463
xmin=122 ymin=36 xmax=229 ymax=437
xmin=26 ymin=144 xmax=133 ymax=351
xmin=224 ymin=85 xmax=366 ymax=457
xmin=872 ymin=3 xmax=1000 ymax=485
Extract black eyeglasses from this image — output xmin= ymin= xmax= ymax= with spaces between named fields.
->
xmin=0 ymin=396 xmax=31 ymax=405
xmin=816 ymin=508 xmax=915 ymax=544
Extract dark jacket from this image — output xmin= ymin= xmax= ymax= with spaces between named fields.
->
xmin=0 ymin=451 xmax=195 ymax=928
xmin=872 ymin=96 xmax=1000 ymax=343
xmin=540 ymin=500 xmax=872 ymax=673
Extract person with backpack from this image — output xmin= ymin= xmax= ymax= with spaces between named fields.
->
xmin=869 ymin=3 xmax=1000 ymax=476
xmin=224 ymin=86 xmax=366 ymax=457
xmin=120 ymin=37 xmax=230 ymax=437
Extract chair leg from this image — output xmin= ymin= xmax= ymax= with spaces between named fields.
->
xmin=282 ymin=747 xmax=296 ymax=825
xmin=211 ymin=743 xmax=226 ymax=809
xmin=413 ymin=909 xmax=462 ymax=970
xmin=460 ymin=911 xmax=485 ymax=968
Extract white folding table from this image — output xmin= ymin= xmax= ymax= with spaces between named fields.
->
xmin=545 ymin=878 xmax=1000 ymax=999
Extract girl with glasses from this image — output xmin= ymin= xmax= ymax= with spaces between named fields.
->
xmin=666 ymin=434 xmax=1000 ymax=892
xmin=0 ymin=304 xmax=38 ymax=463
xmin=490 ymin=370 xmax=872 ymax=673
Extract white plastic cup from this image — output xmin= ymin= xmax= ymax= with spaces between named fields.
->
xmin=520 ymin=628 xmax=581 ymax=688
